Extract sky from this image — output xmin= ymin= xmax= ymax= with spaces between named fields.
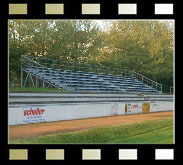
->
xmin=95 ymin=20 xmax=174 ymax=31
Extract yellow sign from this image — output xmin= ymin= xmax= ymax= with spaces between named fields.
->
xmin=142 ymin=103 xmax=150 ymax=113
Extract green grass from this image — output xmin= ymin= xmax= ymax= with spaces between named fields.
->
xmin=10 ymin=117 xmax=173 ymax=144
xmin=9 ymin=87 xmax=68 ymax=93
xmin=109 ymin=125 xmax=173 ymax=143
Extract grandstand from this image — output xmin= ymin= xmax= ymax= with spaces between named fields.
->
xmin=20 ymin=55 xmax=162 ymax=94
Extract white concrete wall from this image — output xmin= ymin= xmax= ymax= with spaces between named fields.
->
xmin=150 ymin=101 xmax=174 ymax=112
xmin=9 ymin=103 xmax=125 ymax=125
xmin=9 ymin=107 xmax=24 ymax=125
xmin=8 ymin=101 xmax=174 ymax=125
xmin=49 ymin=103 xmax=125 ymax=121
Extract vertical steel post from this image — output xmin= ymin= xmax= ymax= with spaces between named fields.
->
xmin=29 ymin=73 xmax=31 ymax=87
xmin=21 ymin=55 xmax=23 ymax=88
xmin=36 ymin=78 xmax=38 ymax=88
xmin=170 ymin=87 xmax=173 ymax=94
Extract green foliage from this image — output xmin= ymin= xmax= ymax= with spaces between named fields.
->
xmin=9 ymin=41 xmax=28 ymax=86
xmin=9 ymin=20 xmax=173 ymax=93
xmin=93 ymin=21 xmax=173 ymax=93
xmin=10 ymin=117 xmax=173 ymax=144
xmin=9 ymin=87 xmax=68 ymax=92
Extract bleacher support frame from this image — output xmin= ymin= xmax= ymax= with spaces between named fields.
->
xmin=21 ymin=55 xmax=66 ymax=90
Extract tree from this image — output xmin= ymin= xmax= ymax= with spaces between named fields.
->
xmin=8 ymin=20 xmax=173 ymax=92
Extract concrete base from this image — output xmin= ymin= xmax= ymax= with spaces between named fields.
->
xmin=9 ymin=101 xmax=174 ymax=125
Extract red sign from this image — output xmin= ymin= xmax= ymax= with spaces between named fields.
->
xmin=24 ymin=108 xmax=45 ymax=116
xmin=23 ymin=107 xmax=46 ymax=124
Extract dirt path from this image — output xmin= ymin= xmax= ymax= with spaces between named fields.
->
xmin=9 ymin=111 xmax=173 ymax=141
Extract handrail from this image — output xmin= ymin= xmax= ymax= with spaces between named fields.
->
xmin=21 ymin=55 xmax=162 ymax=93
xmin=23 ymin=55 xmax=51 ymax=70
xmin=21 ymin=55 xmax=67 ymax=89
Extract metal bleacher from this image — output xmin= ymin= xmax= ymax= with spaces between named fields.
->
xmin=21 ymin=55 xmax=162 ymax=94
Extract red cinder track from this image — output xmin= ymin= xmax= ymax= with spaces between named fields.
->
xmin=9 ymin=111 xmax=173 ymax=141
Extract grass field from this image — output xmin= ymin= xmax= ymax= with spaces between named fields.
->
xmin=9 ymin=87 xmax=67 ymax=93
xmin=10 ymin=117 xmax=173 ymax=144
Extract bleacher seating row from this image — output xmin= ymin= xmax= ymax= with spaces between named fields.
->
xmin=24 ymin=65 xmax=160 ymax=93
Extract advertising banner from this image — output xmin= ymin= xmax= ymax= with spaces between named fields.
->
xmin=23 ymin=107 xmax=46 ymax=124
xmin=150 ymin=102 xmax=160 ymax=112
xmin=111 ymin=103 xmax=119 ymax=115
xmin=125 ymin=103 xmax=142 ymax=114
xmin=150 ymin=101 xmax=173 ymax=112
xmin=142 ymin=103 xmax=150 ymax=113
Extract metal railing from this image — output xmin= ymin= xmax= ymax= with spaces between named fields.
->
xmin=21 ymin=55 xmax=67 ymax=89
xmin=170 ymin=87 xmax=174 ymax=94
xmin=21 ymin=55 xmax=162 ymax=93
